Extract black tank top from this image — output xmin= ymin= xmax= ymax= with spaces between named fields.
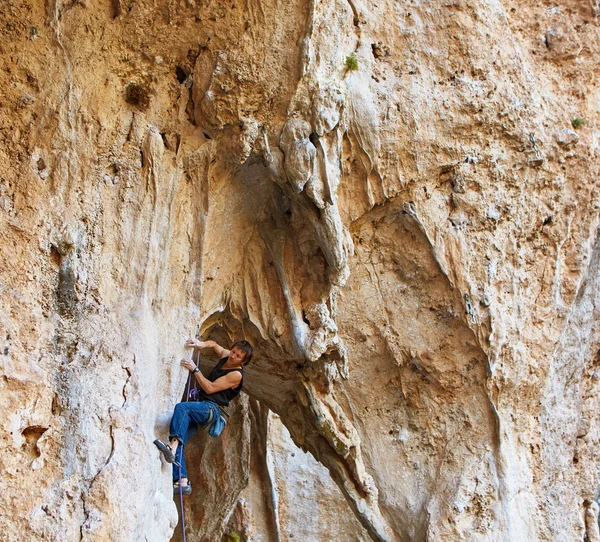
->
xmin=197 ymin=357 xmax=244 ymax=407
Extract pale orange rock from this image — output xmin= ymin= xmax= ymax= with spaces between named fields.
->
xmin=1 ymin=0 xmax=599 ymax=541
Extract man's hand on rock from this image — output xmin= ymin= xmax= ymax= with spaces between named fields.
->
xmin=185 ymin=338 xmax=204 ymax=349
xmin=181 ymin=358 xmax=197 ymax=372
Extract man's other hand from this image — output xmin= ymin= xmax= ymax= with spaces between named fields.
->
xmin=181 ymin=358 xmax=197 ymax=372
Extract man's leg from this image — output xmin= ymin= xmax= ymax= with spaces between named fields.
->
xmin=168 ymin=401 xmax=212 ymax=445
xmin=168 ymin=402 xmax=213 ymax=486
xmin=173 ymin=423 xmax=198 ymax=486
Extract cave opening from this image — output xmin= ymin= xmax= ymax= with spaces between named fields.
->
xmin=169 ymin=396 xmax=366 ymax=542
xmin=166 ymin=312 xmax=366 ymax=541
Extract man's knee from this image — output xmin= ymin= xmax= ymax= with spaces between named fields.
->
xmin=173 ymin=402 xmax=189 ymax=415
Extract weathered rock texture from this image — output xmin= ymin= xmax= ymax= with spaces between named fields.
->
xmin=1 ymin=0 xmax=599 ymax=540
xmin=227 ymin=412 xmax=369 ymax=541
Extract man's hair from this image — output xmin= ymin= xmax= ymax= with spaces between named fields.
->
xmin=231 ymin=340 xmax=253 ymax=365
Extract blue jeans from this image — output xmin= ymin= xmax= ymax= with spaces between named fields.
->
xmin=169 ymin=401 xmax=220 ymax=481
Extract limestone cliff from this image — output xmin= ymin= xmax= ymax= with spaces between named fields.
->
xmin=1 ymin=0 xmax=599 ymax=541
xmin=225 ymin=411 xmax=369 ymax=541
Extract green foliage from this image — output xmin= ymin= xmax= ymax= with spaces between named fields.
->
xmin=222 ymin=532 xmax=241 ymax=542
xmin=571 ymin=117 xmax=586 ymax=129
xmin=345 ymin=55 xmax=359 ymax=71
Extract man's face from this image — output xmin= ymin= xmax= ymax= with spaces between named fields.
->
xmin=229 ymin=347 xmax=246 ymax=365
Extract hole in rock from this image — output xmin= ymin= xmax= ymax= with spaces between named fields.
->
xmin=302 ymin=311 xmax=311 ymax=327
xmin=21 ymin=426 xmax=48 ymax=458
xmin=50 ymin=245 xmax=61 ymax=266
xmin=175 ymin=66 xmax=189 ymax=84
xmin=111 ymin=0 xmax=120 ymax=17
xmin=161 ymin=132 xmax=169 ymax=148
xmin=125 ymin=82 xmax=150 ymax=109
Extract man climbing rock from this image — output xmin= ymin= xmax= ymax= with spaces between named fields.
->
xmin=154 ymin=338 xmax=253 ymax=495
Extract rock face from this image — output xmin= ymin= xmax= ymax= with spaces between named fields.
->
xmin=1 ymin=0 xmax=599 ymax=541
xmin=227 ymin=411 xmax=369 ymax=541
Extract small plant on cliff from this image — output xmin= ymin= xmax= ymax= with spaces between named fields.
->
xmin=571 ymin=117 xmax=586 ymax=129
xmin=222 ymin=533 xmax=241 ymax=542
xmin=345 ymin=54 xmax=359 ymax=71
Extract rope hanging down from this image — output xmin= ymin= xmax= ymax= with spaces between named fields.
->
xmin=177 ymin=327 xmax=201 ymax=542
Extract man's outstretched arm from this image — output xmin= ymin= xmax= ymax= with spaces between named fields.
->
xmin=185 ymin=338 xmax=230 ymax=359
xmin=180 ymin=357 xmax=242 ymax=394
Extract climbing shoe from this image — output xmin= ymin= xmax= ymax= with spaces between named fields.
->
xmin=154 ymin=439 xmax=177 ymax=464
xmin=173 ymin=481 xmax=192 ymax=495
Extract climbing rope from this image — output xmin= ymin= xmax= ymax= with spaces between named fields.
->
xmin=178 ymin=328 xmax=200 ymax=542
xmin=178 ymin=456 xmax=186 ymax=542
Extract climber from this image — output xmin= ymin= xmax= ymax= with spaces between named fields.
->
xmin=154 ymin=338 xmax=253 ymax=495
